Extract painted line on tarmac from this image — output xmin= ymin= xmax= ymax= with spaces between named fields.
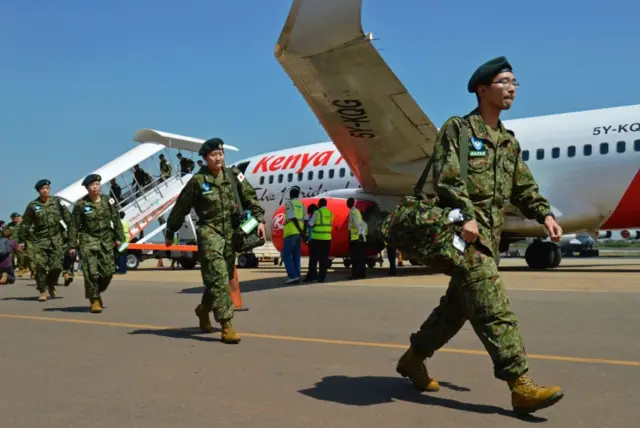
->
xmin=1 ymin=313 xmax=639 ymax=368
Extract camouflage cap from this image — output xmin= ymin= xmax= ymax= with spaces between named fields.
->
xmin=199 ymin=138 xmax=224 ymax=156
xmin=467 ymin=56 xmax=513 ymax=93
xmin=10 ymin=212 xmax=20 ymax=218
xmin=82 ymin=173 xmax=102 ymax=187
xmin=35 ymin=179 xmax=51 ymax=190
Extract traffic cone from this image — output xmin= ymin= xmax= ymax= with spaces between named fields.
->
xmin=228 ymin=266 xmax=248 ymax=311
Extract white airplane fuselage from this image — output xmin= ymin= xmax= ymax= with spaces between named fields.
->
xmin=231 ymin=104 xmax=640 ymax=243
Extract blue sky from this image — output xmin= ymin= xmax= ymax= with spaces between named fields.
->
xmin=2 ymin=0 xmax=639 ymax=219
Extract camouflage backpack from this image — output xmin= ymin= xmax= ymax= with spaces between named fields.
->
xmin=379 ymin=120 xmax=471 ymax=275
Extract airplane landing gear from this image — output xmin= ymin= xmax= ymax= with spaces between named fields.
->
xmin=525 ymin=241 xmax=562 ymax=269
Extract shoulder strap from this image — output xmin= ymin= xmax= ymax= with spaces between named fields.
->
xmin=225 ymin=168 xmax=245 ymax=216
xmin=413 ymin=118 xmax=470 ymax=196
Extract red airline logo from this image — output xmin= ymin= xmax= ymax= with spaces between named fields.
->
xmin=252 ymin=150 xmax=344 ymax=174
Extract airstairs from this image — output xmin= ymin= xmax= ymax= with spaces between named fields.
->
xmin=52 ymin=129 xmax=240 ymax=269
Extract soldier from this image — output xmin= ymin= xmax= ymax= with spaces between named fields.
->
xmin=177 ymin=153 xmax=195 ymax=176
xmin=395 ymin=56 xmax=564 ymax=415
xmin=5 ymin=213 xmax=27 ymax=276
xmin=17 ymin=179 xmax=71 ymax=301
xmin=68 ymin=174 xmax=124 ymax=313
xmin=159 ymin=154 xmax=173 ymax=181
xmin=164 ymin=138 xmax=265 ymax=344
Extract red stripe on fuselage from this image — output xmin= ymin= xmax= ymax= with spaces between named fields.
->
xmin=601 ymin=169 xmax=640 ymax=229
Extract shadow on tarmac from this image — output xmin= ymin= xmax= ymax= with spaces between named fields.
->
xmin=127 ymin=326 xmax=222 ymax=343
xmin=299 ymin=375 xmax=547 ymax=422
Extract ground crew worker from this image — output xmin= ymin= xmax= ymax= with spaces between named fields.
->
xmin=395 ymin=56 xmax=564 ymax=415
xmin=304 ymin=198 xmax=333 ymax=283
xmin=118 ymin=211 xmax=130 ymax=274
xmin=164 ymin=138 xmax=266 ymax=344
xmin=159 ymin=154 xmax=172 ymax=181
xmin=346 ymin=198 xmax=367 ymax=279
xmin=282 ymin=187 xmax=304 ymax=284
xmin=17 ymin=179 xmax=71 ymax=301
xmin=68 ymin=174 xmax=124 ymax=313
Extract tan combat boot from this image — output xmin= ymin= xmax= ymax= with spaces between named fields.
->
xmin=63 ymin=273 xmax=73 ymax=286
xmin=38 ymin=291 xmax=48 ymax=301
xmin=396 ymin=346 xmax=440 ymax=392
xmin=0 ymin=273 xmax=7 ymax=285
xmin=220 ymin=319 xmax=241 ymax=344
xmin=16 ymin=268 xmax=24 ymax=278
xmin=99 ymin=296 xmax=105 ymax=308
xmin=90 ymin=299 xmax=102 ymax=313
xmin=48 ymin=286 xmax=56 ymax=298
xmin=194 ymin=304 xmax=213 ymax=333
xmin=508 ymin=374 xmax=563 ymax=415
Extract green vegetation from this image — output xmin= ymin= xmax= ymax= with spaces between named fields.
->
xmin=596 ymin=240 xmax=640 ymax=248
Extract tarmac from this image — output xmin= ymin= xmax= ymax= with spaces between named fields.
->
xmin=1 ymin=257 xmax=639 ymax=428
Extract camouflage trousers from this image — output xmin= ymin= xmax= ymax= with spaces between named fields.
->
xmin=197 ymin=229 xmax=235 ymax=323
xmin=33 ymin=244 xmax=65 ymax=291
xmin=409 ymin=246 xmax=528 ymax=381
xmin=80 ymin=246 xmax=115 ymax=299
xmin=25 ymin=244 xmax=35 ymax=272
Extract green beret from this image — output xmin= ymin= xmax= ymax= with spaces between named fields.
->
xmin=199 ymin=138 xmax=224 ymax=156
xmin=467 ymin=56 xmax=513 ymax=93
xmin=35 ymin=179 xmax=51 ymax=190
xmin=10 ymin=212 xmax=20 ymax=218
xmin=82 ymin=174 xmax=102 ymax=187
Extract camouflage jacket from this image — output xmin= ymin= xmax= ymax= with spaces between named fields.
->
xmin=69 ymin=194 xmax=124 ymax=251
xmin=166 ymin=166 xmax=265 ymax=239
xmin=432 ymin=109 xmax=553 ymax=258
xmin=16 ymin=197 xmax=71 ymax=247
xmin=160 ymin=159 xmax=172 ymax=178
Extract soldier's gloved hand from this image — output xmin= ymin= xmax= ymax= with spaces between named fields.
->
xmin=461 ymin=219 xmax=479 ymax=243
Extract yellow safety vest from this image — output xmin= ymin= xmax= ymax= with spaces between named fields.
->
xmin=283 ymin=199 xmax=305 ymax=238
xmin=121 ymin=219 xmax=130 ymax=242
xmin=349 ymin=208 xmax=367 ymax=241
xmin=311 ymin=207 xmax=333 ymax=241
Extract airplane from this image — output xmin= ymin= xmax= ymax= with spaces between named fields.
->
xmin=223 ymin=0 xmax=640 ymax=270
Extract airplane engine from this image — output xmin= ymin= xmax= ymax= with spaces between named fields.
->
xmin=270 ymin=197 xmax=386 ymax=260
xmin=620 ymin=229 xmax=640 ymax=240
xmin=595 ymin=230 xmax=612 ymax=239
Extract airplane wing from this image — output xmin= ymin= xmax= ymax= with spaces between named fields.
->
xmin=274 ymin=0 xmax=438 ymax=196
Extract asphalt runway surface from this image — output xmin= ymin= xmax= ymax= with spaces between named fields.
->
xmin=2 ymin=258 xmax=639 ymax=428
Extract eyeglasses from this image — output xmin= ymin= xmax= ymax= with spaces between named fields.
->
xmin=492 ymin=78 xmax=519 ymax=88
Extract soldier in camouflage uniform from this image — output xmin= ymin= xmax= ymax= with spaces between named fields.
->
xmin=68 ymin=174 xmax=124 ymax=313
xmin=159 ymin=154 xmax=173 ymax=181
xmin=16 ymin=179 xmax=71 ymax=301
xmin=396 ymin=57 xmax=565 ymax=415
xmin=5 ymin=213 xmax=27 ymax=277
xmin=165 ymin=138 xmax=265 ymax=344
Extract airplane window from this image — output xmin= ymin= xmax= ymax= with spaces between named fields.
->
xmin=584 ymin=144 xmax=592 ymax=156
xmin=318 ymin=170 xmax=324 ymax=179
xmin=339 ymin=168 xmax=346 ymax=177
xmin=259 ymin=176 xmax=265 ymax=185
xmin=287 ymin=173 xmax=293 ymax=182
xmin=268 ymin=175 xmax=274 ymax=184
xmin=297 ymin=173 xmax=303 ymax=182
xmin=278 ymin=174 xmax=283 ymax=183
xmin=329 ymin=169 xmax=335 ymax=179
xmin=307 ymin=171 xmax=313 ymax=181
xmin=551 ymin=147 xmax=560 ymax=159
xmin=600 ymin=142 xmax=609 ymax=155
xmin=536 ymin=149 xmax=544 ymax=160
xmin=567 ymin=146 xmax=576 ymax=157
xmin=635 ymin=139 xmax=640 ymax=151
xmin=522 ymin=150 xmax=529 ymax=161
xmin=616 ymin=141 xmax=625 ymax=153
